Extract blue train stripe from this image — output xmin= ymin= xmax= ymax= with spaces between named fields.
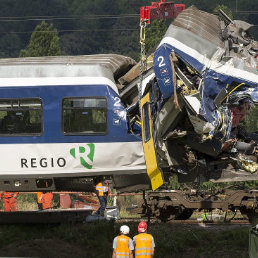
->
xmin=0 ymin=84 xmax=141 ymax=144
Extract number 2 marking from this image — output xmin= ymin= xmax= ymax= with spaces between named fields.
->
xmin=157 ymin=56 xmax=165 ymax=67
xmin=114 ymin=97 xmax=120 ymax=107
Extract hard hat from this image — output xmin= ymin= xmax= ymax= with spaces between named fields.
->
xmin=120 ymin=225 xmax=130 ymax=235
xmin=138 ymin=221 xmax=147 ymax=233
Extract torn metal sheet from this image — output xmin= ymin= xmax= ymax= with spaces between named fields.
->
xmin=123 ymin=6 xmax=258 ymax=183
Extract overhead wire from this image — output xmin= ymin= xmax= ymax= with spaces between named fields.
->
xmin=0 ymin=12 xmax=170 ymax=35
xmin=234 ymin=0 xmax=258 ymax=14
xmin=0 ymin=9 xmax=256 ymax=34
xmin=0 ymin=14 xmax=142 ymax=34
xmin=1 ymin=26 xmax=167 ymax=35
xmin=0 ymin=14 xmax=139 ymax=22
xmin=4 ymin=28 xmax=140 ymax=34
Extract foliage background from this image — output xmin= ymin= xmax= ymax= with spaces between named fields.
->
xmin=0 ymin=0 xmax=256 ymax=60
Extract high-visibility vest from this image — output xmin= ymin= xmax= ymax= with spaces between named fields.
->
xmin=1 ymin=192 xmax=18 ymax=198
xmin=42 ymin=192 xmax=53 ymax=209
xmin=96 ymin=182 xmax=105 ymax=197
xmin=134 ymin=233 xmax=153 ymax=257
xmin=37 ymin=192 xmax=43 ymax=204
xmin=115 ymin=235 xmax=130 ymax=258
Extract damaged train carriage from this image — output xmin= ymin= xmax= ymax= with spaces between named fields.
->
xmin=0 ymin=6 xmax=257 ymax=195
xmin=120 ymin=6 xmax=258 ymax=188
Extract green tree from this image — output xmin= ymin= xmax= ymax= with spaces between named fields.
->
xmin=213 ymin=4 xmax=233 ymax=20
xmin=19 ymin=21 xmax=60 ymax=57
xmin=243 ymin=105 xmax=258 ymax=132
xmin=145 ymin=20 xmax=167 ymax=55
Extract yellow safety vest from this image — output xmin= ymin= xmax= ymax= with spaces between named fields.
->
xmin=96 ymin=182 xmax=104 ymax=197
xmin=134 ymin=233 xmax=153 ymax=258
xmin=115 ymin=235 xmax=130 ymax=258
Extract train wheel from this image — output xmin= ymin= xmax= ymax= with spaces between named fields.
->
xmin=157 ymin=207 xmax=176 ymax=223
xmin=175 ymin=209 xmax=194 ymax=220
xmin=240 ymin=207 xmax=257 ymax=223
xmin=157 ymin=207 xmax=194 ymax=222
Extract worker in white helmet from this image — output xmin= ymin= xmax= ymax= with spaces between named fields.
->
xmin=112 ymin=225 xmax=134 ymax=258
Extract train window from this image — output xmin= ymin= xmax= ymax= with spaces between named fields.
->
xmin=142 ymin=103 xmax=151 ymax=142
xmin=0 ymin=99 xmax=42 ymax=135
xmin=62 ymin=97 xmax=107 ymax=135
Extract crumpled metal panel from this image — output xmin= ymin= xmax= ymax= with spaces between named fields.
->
xmin=148 ymin=5 xmax=258 ymax=172
xmin=172 ymin=5 xmax=223 ymax=48
xmin=118 ymin=54 xmax=154 ymax=85
xmin=156 ymin=5 xmax=258 ymax=139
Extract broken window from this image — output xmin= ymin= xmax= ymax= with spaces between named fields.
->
xmin=142 ymin=103 xmax=151 ymax=142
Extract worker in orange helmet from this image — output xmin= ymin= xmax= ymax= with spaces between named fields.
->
xmin=37 ymin=192 xmax=43 ymax=210
xmin=41 ymin=191 xmax=53 ymax=210
xmin=112 ymin=225 xmax=134 ymax=258
xmin=133 ymin=221 xmax=155 ymax=258
xmin=0 ymin=192 xmax=19 ymax=212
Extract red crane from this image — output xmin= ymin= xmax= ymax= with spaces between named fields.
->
xmin=138 ymin=1 xmax=185 ymax=102
xmin=140 ymin=0 xmax=185 ymax=24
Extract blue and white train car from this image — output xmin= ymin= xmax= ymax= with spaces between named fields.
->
xmin=0 ymin=54 xmax=150 ymax=192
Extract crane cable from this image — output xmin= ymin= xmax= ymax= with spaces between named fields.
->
xmin=139 ymin=20 xmax=147 ymax=115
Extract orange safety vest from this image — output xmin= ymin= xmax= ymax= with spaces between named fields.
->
xmin=1 ymin=192 xmax=18 ymax=198
xmin=42 ymin=192 xmax=53 ymax=209
xmin=37 ymin=192 xmax=43 ymax=204
xmin=96 ymin=182 xmax=104 ymax=197
xmin=134 ymin=233 xmax=153 ymax=258
xmin=115 ymin=235 xmax=130 ymax=258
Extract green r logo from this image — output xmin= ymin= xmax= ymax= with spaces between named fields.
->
xmin=70 ymin=143 xmax=95 ymax=169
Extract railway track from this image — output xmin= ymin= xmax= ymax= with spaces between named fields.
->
xmin=0 ymin=209 xmax=252 ymax=224
xmin=117 ymin=218 xmax=251 ymax=225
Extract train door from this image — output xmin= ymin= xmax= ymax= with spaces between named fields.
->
xmin=140 ymin=92 xmax=164 ymax=190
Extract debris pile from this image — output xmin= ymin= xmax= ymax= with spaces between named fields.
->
xmin=119 ymin=6 xmax=258 ymax=183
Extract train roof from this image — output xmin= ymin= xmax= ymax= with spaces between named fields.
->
xmin=160 ymin=5 xmax=258 ymax=77
xmin=0 ymin=54 xmax=136 ymax=93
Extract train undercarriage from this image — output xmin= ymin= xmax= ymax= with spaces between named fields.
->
xmin=132 ymin=188 xmax=258 ymax=223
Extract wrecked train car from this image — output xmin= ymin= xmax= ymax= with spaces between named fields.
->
xmin=120 ymin=6 xmax=258 ymax=188
xmin=0 ymin=6 xmax=257 ymax=194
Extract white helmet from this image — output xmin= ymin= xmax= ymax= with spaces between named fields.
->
xmin=120 ymin=225 xmax=130 ymax=235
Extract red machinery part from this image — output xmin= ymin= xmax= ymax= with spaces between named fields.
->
xmin=140 ymin=0 xmax=185 ymax=24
